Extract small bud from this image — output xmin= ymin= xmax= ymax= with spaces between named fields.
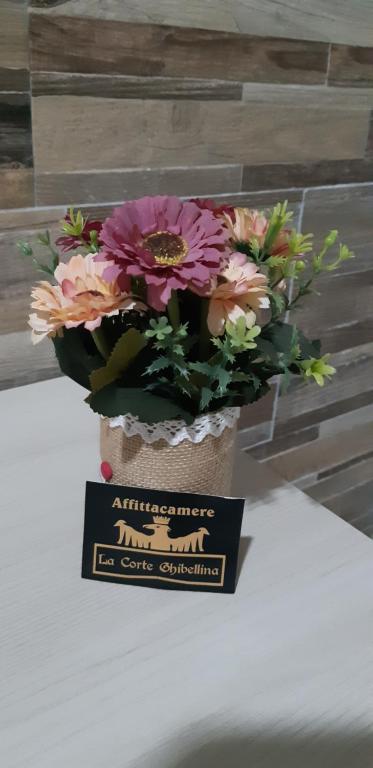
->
xmin=324 ymin=230 xmax=338 ymax=248
xmin=295 ymin=260 xmax=306 ymax=272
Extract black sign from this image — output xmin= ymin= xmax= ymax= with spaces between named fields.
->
xmin=82 ymin=482 xmax=245 ymax=593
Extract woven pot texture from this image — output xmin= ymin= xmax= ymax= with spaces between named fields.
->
xmin=100 ymin=417 xmax=237 ymax=496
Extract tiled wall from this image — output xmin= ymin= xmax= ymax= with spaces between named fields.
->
xmin=1 ymin=1 xmax=373 ymax=533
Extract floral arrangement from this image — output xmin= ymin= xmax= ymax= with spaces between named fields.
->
xmin=21 ymin=196 xmax=353 ymax=425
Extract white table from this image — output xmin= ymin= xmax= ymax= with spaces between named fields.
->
xmin=1 ymin=377 xmax=373 ymax=768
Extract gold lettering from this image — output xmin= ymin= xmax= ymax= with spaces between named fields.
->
xmin=121 ymin=556 xmax=153 ymax=572
xmin=207 ymin=509 xmax=215 ymax=518
xmin=98 ymin=553 xmax=114 ymax=565
xmin=191 ymin=507 xmax=199 ymax=516
xmin=112 ymin=497 xmax=122 ymax=509
xmin=177 ymin=507 xmax=190 ymax=516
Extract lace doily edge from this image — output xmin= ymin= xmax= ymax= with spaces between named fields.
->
xmin=103 ymin=407 xmax=240 ymax=446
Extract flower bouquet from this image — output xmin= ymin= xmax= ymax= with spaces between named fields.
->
xmin=23 ymin=196 xmax=353 ymax=495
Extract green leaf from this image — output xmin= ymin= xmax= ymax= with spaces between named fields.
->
xmin=270 ymin=291 xmax=286 ymax=317
xmin=17 ymin=240 xmax=33 ymax=258
xmin=86 ymin=384 xmax=193 ymax=423
xmin=189 ymin=361 xmax=214 ymax=377
xmin=217 ymin=367 xmax=231 ymax=394
xmin=53 ymin=328 xmax=103 ymax=389
xmin=263 ymin=201 xmax=293 ymax=255
xmin=145 ymin=356 xmax=171 ymax=375
xmin=256 ymin=338 xmax=280 ymax=364
xmin=263 ymin=322 xmax=298 ymax=364
xmin=200 ymin=387 xmax=214 ymax=410
xmin=296 ymin=329 xmax=321 ymax=360
xmin=90 ymin=328 xmax=147 ymax=392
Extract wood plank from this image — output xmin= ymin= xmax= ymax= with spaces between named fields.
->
xmin=329 ymin=44 xmax=373 ymax=87
xmin=266 ymin=419 xmax=373 ymax=483
xmin=0 ymin=1 xmax=29 ymax=70
xmin=0 ymin=66 xmax=29 ymax=91
xmin=32 ymin=96 xmax=370 ymax=173
xmin=301 ymin=184 xmax=373 ymax=273
xmin=30 ymin=0 xmax=373 ymax=47
xmin=0 ymin=93 xmax=32 ymax=167
xmin=0 ymin=168 xmax=34 ymax=208
xmin=323 ymin=479 xmax=373 ymax=535
xmin=295 ymin=270 xmax=373 ymax=338
xmin=35 ymin=165 xmax=243 ymax=206
xmin=275 ymin=344 xmax=373 ymax=433
xmin=29 ymin=15 xmax=329 ymax=85
xmin=307 ymin=456 xmax=373 ymax=505
xmin=366 ymin=110 xmax=373 ymax=157
xmin=243 ymin=82 xmax=373 ymax=108
xmin=31 ymin=72 xmax=242 ymax=100
xmin=248 ymin=426 xmax=320 ymax=461
xmin=0 ymin=330 xmax=60 ymax=390
xmin=242 ymin=159 xmax=373 ymax=191
xmin=0 ymin=204 xmax=111 ymax=231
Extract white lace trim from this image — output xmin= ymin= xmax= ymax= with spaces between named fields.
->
xmin=107 ymin=407 xmax=240 ymax=446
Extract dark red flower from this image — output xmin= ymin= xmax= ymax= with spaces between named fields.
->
xmin=190 ymin=198 xmax=235 ymax=219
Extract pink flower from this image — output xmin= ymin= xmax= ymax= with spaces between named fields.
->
xmin=29 ymin=254 xmax=141 ymax=343
xmin=207 ymin=252 xmax=269 ymax=336
xmin=56 ymin=212 xmax=102 ymax=253
xmin=99 ymin=196 xmax=228 ymax=310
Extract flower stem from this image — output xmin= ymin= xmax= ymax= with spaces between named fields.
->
xmin=92 ymin=327 xmax=110 ymax=361
xmin=199 ymin=298 xmax=210 ymax=360
xmin=167 ymin=290 xmax=180 ymax=330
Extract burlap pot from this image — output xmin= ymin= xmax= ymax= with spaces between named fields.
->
xmin=100 ymin=417 xmax=237 ymax=496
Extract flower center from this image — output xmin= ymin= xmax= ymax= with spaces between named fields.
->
xmin=143 ymin=231 xmax=188 ymax=266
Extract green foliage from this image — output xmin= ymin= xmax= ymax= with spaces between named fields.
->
xmin=263 ymin=201 xmax=293 ymax=256
xmin=89 ymin=329 xmax=147 ymax=392
xmin=235 ymin=238 xmax=262 ymax=265
xmin=144 ymin=320 xmax=191 ymax=401
xmin=60 ymin=207 xmax=85 ymax=237
xmin=17 ymin=234 xmax=59 ymax=277
xmin=86 ymin=384 xmax=193 ymax=423
xmin=53 ymin=328 xmax=103 ymax=389
xmin=313 ymin=241 xmax=354 ymax=273
xmin=288 ymin=231 xmax=354 ymax=310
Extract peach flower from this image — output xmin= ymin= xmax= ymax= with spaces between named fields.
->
xmin=224 ymin=208 xmax=268 ymax=246
xmin=207 ymin=252 xmax=269 ymax=336
xmin=29 ymin=253 xmax=141 ymax=344
xmin=224 ymin=207 xmax=291 ymax=257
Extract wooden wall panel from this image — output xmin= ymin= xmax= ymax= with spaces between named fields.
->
xmin=35 ymin=165 xmax=243 ymax=206
xmin=30 ymin=16 xmax=329 ymax=84
xmin=32 ymin=96 xmax=370 ymax=174
xmin=0 ymin=1 xmax=33 ymax=209
xmin=29 ymin=0 xmax=373 ymax=47
xmin=1 ymin=1 xmax=373 ymax=533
